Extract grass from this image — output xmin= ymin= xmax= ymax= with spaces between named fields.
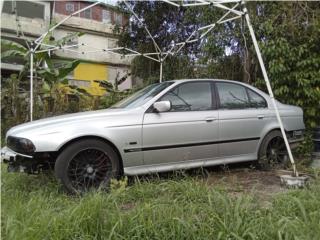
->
xmin=1 ymin=166 xmax=320 ymax=240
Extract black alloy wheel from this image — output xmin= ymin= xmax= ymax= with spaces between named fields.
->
xmin=265 ymin=136 xmax=288 ymax=167
xmin=258 ymin=130 xmax=289 ymax=170
xmin=55 ymin=139 xmax=121 ymax=194
xmin=67 ymin=148 xmax=113 ymax=191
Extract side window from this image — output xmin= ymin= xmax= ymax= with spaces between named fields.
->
xmin=217 ymin=82 xmax=250 ymax=109
xmin=160 ymin=82 xmax=213 ymax=112
xmin=247 ymin=89 xmax=267 ymax=108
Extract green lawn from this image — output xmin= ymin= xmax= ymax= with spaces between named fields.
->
xmin=1 ymin=166 xmax=320 ymax=240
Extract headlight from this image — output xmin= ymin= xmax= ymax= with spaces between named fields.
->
xmin=7 ymin=136 xmax=36 ymax=154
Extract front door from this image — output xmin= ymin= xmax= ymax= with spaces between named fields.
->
xmin=142 ymin=81 xmax=219 ymax=167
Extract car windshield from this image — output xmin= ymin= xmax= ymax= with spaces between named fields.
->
xmin=111 ymin=81 xmax=174 ymax=109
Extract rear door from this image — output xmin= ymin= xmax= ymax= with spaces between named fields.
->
xmin=142 ymin=81 xmax=219 ymax=167
xmin=216 ymin=82 xmax=270 ymax=158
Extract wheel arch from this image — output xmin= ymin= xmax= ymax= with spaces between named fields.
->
xmin=256 ymin=127 xmax=282 ymax=158
xmin=57 ymin=135 xmax=124 ymax=175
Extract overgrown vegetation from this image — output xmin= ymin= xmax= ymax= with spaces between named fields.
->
xmin=2 ymin=166 xmax=320 ymax=240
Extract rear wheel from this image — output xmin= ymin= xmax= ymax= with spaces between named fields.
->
xmin=258 ymin=130 xmax=289 ymax=170
xmin=55 ymin=139 xmax=120 ymax=194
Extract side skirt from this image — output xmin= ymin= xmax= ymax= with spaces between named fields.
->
xmin=123 ymin=154 xmax=257 ymax=176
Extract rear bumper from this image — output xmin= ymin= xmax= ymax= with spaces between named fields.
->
xmin=288 ymin=137 xmax=304 ymax=149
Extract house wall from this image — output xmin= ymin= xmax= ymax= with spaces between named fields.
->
xmin=52 ymin=29 xmax=132 ymax=66
xmin=54 ymin=1 xmax=128 ymax=26
xmin=1 ymin=0 xmax=133 ymax=96
xmin=52 ymin=1 xmax=133 ymax=96
xmin=73 ymin=63 xmax=107 ymax=96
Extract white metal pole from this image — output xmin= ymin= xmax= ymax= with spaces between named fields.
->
xmin=159 ymin=60 xmax=163 ymax=83
xmin=242 ymin=2 xmax=297 ymax=176
xmin=30 ymin=50 xmax=34 ymax=122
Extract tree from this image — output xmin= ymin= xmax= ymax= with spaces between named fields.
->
xmin=115 ymin=0 xmax=198 ymax=83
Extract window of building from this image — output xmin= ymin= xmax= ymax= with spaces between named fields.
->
xmin=2 ymin=1 xmax=14 ymax=14
xmin=2 ymin=1 xmax=45 ymax=19
xmin=161 ymin=82 xmax=213 ymax=112
xmin=114 ymin=12 xmax=122 ymax=25
xmin=216 ymin=82 xmax=250 ymax=109
xmin=102 ymin=9 xmax=111 ymax=23
xmin=83 ymin=8 xmax=92 ymax=19
xmin=65 ymin=3 xmax=74 ymax=13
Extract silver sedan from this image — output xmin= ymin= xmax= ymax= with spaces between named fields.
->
xmin=1 ymin=79 xmax=305 ymax=193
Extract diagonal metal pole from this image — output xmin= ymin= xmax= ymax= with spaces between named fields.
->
xmin=242 ymin=1 xmax=297 ymax=176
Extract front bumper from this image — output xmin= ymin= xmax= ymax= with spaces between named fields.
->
xmin=1 ymin=146 xmax=38 ymax=173
xmin=1 ymin=146 xmax=33 ymax=162
xmin=1 ymin=146 xmax=54 ymax=174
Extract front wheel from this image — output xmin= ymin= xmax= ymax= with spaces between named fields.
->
xmin=257 ymin=130 xmax=289 ymax=170
xmin=55 ymin=139 xmax=121 ymax=194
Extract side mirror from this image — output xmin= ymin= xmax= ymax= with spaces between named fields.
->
xmin=153 ymin=101 xmax=171 ymax=113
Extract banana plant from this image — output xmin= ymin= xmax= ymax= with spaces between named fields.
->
xmin=1 ymin=33 xmax=88 ymax=131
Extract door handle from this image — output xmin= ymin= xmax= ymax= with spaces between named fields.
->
xmin=205 ymin=117 xmax=217 ymax=122
xmin=257 ymin=115 xmax=264 ymax=119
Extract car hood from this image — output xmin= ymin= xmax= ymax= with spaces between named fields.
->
xmin=6 ymin=108 xmax=142 ymax=138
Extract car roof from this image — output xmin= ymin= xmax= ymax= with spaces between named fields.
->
xmin=168 ymin=79 xmax=243 ymax=84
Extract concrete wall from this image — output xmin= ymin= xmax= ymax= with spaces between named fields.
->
xmin=108 ymin=66 xmax=132 ymax=91
xmin=52 ymin=28 xmax=133 ymax=66
xmin=54 ymin=1 xmax=128 ymax=26
xmin=53 ymin=13 xmax=115 ymax=35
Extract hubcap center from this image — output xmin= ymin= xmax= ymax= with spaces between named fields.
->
xmin=86 ymin=166 xmax=94 ymax=174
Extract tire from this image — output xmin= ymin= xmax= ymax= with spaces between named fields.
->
xmin=257 ymin=130 xmax=289 ymax=170
xmin=55 ymin=139 xmax=121 ymax=194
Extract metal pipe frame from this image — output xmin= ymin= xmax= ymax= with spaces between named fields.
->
xmin=35 ymin=41 xmax=161 ymax=62
xmin=164 ymin=1 xmax=241 ymax=58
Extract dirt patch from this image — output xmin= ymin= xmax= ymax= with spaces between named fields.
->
xmin=204 ymin=167 xmax=288 ymax=204
xmin=120 ymin=202 xmax=136 ymax=211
